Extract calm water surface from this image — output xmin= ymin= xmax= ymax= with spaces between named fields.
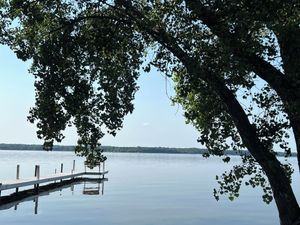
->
xmin=0 ymin=150 xmax=299 ymax=225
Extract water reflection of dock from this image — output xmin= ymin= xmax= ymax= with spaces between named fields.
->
xmin=83 ymin=180 xmax=104 ymax=195
xmin=0 ymin=177 xmax=108 ymax=214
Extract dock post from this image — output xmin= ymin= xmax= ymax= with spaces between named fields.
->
xmin=0 ymin=183 xmax=2 ymax=196
xmin=34 ymin=165 xmax=38 ymax=189
xmin=36 ymin=165 xmax=40 ymax=190
xmin=16 ymin=164 xmax=20 ymax=192
xmin=16 ymin=164 xmax=20 ymax=179
xmin=34 ymin=165 xmax=40 ymax=190
xmin=102 ymin=161 xmax=105 ymax=178
xmin=37 ymin=166 xmax=40 ymax=180
xmin=73 ymin=160 xmax=75 ymax=172
xmin=60 ymin=163 xmax=63 ymax=182
xmin=34 ymin=165 xmax=38 ymax=177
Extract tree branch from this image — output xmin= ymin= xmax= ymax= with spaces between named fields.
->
xmin=184 ymin=0 xmax=291 ymax=97
xmin=184 ymin=0 xmax=300 ymax=170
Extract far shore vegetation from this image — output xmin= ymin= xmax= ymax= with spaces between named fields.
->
xmin=0 ymin=143 xmax=295 ymax=157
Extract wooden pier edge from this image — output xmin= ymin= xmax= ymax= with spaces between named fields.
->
xmin=0 ymin=171 xmax=108 ymax=191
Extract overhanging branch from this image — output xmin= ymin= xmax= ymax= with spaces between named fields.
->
xmin=184 ymin=0 xmax=290 ymax=97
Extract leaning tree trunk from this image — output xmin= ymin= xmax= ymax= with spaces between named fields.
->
xmin=186 ymin=57 xmax=300 ymax=224
xmin=276 ymin=26 xmax=300 ymax=172
xmin=290 ymin=118 xmax=300 ymax=172
xmin=209 ymin=76 xmax=300 ymax=225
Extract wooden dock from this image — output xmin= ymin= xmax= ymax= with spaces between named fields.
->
xmin=0 ymin=171 xmax=108 ymax=191
xmin=0 ymin=160 xmax=108 ymax=193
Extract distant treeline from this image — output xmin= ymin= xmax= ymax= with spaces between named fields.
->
xmin=0 ymin=143 xmax=74 ymax=151
xmin=0 ymin=143 xmax=296 ymax=157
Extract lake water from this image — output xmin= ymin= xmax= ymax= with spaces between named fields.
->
xmin=0 ymin=150 xmax=299 ymax=225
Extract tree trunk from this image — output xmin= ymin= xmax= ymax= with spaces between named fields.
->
xmin=291 ymin=119 xmax=300 ymax=172
xmin=277 ymin=27 xmax=300 ymax=172
xmin=209 ymin=77 xmax=300 ymax=225
xmin=185 ymin=59 xmax=300 ymax=224
xmin=292 ymin=216 xmax=300 ymax=225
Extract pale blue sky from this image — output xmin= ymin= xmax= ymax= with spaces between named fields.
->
xmin=0 ymin=45 xmax=201 ymax=148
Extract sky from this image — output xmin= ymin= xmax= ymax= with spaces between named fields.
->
xmin=0 ymin=45 xmax=201 ymax=148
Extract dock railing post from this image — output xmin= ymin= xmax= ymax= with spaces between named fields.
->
xmin=34 ymin=165 xmax=40 ymax=190
xmin=102 ymin=162 xmax=105 ymax=178
xmin=37 ymin=166 xmax=40 ymax=180
xmin=16 ymin=165 xmax=20 ymax=180
xmin=34 ymin=165 xmax=38 ymax=177
xmin=34 ymin=165 xmax=38 ymax=189
xmin=36 ymin=165 xmax=40 ymax=190
xmin=60 ymin=163 xmax=63 ymax=182
xmin=72 ymin=160 xmax=75 ymax=173
xmin=16 ymin=164 xmax=20 ymax=192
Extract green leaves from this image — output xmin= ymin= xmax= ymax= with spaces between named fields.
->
xmin=213 ymin=155 xmax=277 ymax=204
xmin=6 ymin=0 xmax=147 ymax=166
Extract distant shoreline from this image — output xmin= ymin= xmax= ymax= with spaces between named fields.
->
xmin=0 ymin=143 xmax=210 ymax=154
xmin=0 ymin=143 xmax=296 ymax=157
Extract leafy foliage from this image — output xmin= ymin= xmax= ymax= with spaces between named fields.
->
xmin=7 ymin=0 xmax=148 ymax=165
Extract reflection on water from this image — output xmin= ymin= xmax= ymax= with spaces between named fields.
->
xmin=0 ymin=178 xmax=107 ymax=214
xmin=83 ymin=180 xmax=104 ymax=196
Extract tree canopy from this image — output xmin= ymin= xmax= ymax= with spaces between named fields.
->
xmin=1 ymin=1 xmax=300 ymax=224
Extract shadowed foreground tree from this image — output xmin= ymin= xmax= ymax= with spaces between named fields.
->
xmin=3 ymin=1 xmax=300 ymax=224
